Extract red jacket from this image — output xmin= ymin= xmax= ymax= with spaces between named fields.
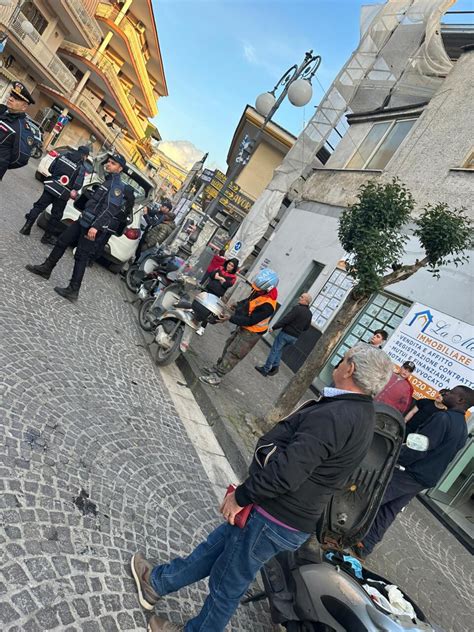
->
xmin=376 ymin=374 xmax=414 ymax=414
xmin=206 ymin=254 xmax=226 ymax=274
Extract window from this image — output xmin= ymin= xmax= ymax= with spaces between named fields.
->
xmin=21 ymin=2 xmax=48 ymax=35
xmin=310 ymin=268 xmax=353 ymax=332
xmin=346 ymin=118 xmax=416 ymax=170
xmin=318 ymin=292 xmax=411 ymax=385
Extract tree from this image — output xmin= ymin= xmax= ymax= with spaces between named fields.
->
xmin=263 ymin=179 xmax=471 ymax=427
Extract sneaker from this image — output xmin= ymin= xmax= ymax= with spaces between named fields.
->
xmin=255 ymin=366 xmax=269 ymax=376
xmin=267 ymin=366 xmax=279 ymax=376
xmin=196 ymin=326 xmax=205 ymax=336
xmin=201 ymin=366 xmax=217 ymax=375
xmin=130 ymin=552 xmax=161 ymax=611
xmin=148 ymin=615 xmax=183 ymax=631
xmin=199 ymin=373 xmax=222 ymax=387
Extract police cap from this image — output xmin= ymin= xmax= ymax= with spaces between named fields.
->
xmin=78 ymin=145 xmax=90 ymax=155
xmin=10 ymin=81 xmax=35 ymax=105
xmin=110 ymin=153 xmax=126 ymax=169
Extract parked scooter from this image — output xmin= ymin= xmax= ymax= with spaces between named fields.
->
xmin=153 ymin=290 xmax=230 ymax=366
xmin=243 ymin=403 xmax=441 ymax=632
xmin=125 ymin=247 xmax=181 ymax=293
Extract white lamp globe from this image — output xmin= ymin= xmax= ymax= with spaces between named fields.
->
xmin=21 ymin=19 xmax=35 ymax=34
xmin=255 ymin=92 xmax=276 ymax=118
xmin=287 ymin=78 xmax=313 ymax=107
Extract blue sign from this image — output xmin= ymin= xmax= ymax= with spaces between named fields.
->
xmin=233 ymin=241 xmax=242 ymax=251
xmin=58 ymin=115 xmax=69 ymax=126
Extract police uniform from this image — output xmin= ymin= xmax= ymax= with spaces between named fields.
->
xmin=25 ymin=153 xmax=127 ymax=301
xmin=19 ymin=146 xmax=90 ymax=239
xmin=0 ymin=81 xmax=35 ymax=180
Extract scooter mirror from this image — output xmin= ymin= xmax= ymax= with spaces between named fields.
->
xmin=406 ymin=433 xmax=429 ymax=452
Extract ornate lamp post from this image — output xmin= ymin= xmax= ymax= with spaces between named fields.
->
xmin=188 ymin=50 xmax=321 ymax=264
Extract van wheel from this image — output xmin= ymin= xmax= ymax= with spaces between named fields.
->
xmin=35 ymin=171 xmax=45 ymax=182
xmin=108 ymin=261 xmax=123 ymax=274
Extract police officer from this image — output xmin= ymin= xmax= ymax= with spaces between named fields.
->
xmin=25 ymin=154 xmax=127 ymax=302
xmin=0 ymin=81 xmax=35 ymax=180
xmin=19 ymin=145 xmax=90 ymax=241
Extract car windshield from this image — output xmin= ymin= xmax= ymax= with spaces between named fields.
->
xmin=120 ymin=172 xmax=148 ymax=202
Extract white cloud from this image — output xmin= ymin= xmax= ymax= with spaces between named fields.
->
xmin=243 ymin=42 xmax=257 ymax=64
xmin=157 ymin=140 xmax=205 ymax=170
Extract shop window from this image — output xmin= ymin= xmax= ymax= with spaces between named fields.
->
xmin=21 ymin=2 xmax=48 ymax=35
xmin=346 ymin=119 xmax=416 ymax=170
xmin=318 ymin=292 xmax=411 ymax=385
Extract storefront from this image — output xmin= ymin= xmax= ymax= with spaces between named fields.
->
xmin=312 ymin=290 xmax=474 ymax=550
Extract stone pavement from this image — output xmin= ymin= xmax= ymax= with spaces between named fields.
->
xmin=176 ymin=322 xmax=473 ymax=632
xmin=0 ymin=163 xmax=273 ymax=631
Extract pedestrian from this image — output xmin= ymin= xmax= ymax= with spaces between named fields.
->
xmin=19 ymin=145 xmax=90 ymax=242
xmin=201 ymin=248 xmax=226 ymax=285
xmin=255 ymin=292 xmax=312 ymax=377
xmin=199 ymin=268 xmax=279 ymax=387
xmin=205 ymin=258 xmax=238 ymax=298
xmin=130 ymin=343 xmax=394 ymax=632
xmin=369 ymin=328 xmax=388 ymax=348
xmin=0 ymin=81 xmax=35 ymax=181
xmin=24 ymin=153 xmax=127 ymax=302
xmin=375 ymin=360 xmax=415 ymax=414
xmin=404 ymin=389 xmax=449 ymax=433
xmin=356 ymin=385 xmax=473 ymax=559
xmin=141 ymin=210 xmax=176 ymax=252
xmin=133 ymin=200 xmax=172 ymax=264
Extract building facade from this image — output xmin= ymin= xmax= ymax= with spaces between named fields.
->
xmin=249 ymin=19 xmax=473 ymax=545
xmin=0 ymin=1 xmax=167 ymax=167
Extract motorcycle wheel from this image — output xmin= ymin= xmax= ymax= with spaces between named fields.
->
xmin=138 ymin=297 xmax=157 ymax=332
xmin=31 ymin=146 xmax=42 ymax=159
xmin=125 ymin=265 xmax=142 ymax=292
xmin=154 ymin=319 xmax=184 ymax=366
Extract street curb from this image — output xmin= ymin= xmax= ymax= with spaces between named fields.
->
xmin=118 ymin=279 xmax=251 ymax=480
xmin=176 ymin=352 xmax=251 ymax=480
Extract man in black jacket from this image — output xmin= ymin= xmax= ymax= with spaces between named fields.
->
xmin=0 ymin=81 xmax=35 ymax=181
xmin=256 ymin=292 xmax=312 ymax=376
xmin=130 ymin=344 xmax=393 ymax=632
xmin=19 ymin=145 xmax=90 ymax=241
xmin=25 ymin=154 xmax=126 ymax=302
xmin=357 ymin=384 xmax=472 ymax=558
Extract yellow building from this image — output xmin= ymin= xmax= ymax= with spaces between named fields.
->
xmin=148 ymin=149 xmax=189 ymax=199
xmin=0 ymin=1 xmax=167 ymax=167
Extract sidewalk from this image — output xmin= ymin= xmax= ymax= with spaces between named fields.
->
xmin=176 ymin=324 xmax=472 ymax=632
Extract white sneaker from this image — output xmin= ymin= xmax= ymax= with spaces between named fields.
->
xmin=196 ymin=326 xmax=205 ymax=336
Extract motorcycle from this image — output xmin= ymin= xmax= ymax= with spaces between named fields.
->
xmin=138 ymin=272 xmax=200 ymax=332
xmin=243 ymin=403 xmax=440 ymax=632
xmin=153 ymin=289 xmax=230 ymax=366
xmin=125 ymin=247 xmax=182 ymax=293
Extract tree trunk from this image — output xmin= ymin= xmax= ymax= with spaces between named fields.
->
xmin=262 ymin=292 xmax=368 ymax=429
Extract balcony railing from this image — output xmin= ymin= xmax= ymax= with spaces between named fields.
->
xmin=62 ymin=0 xmax=102 ymax=48
xmin=96 ymin=3 xmax=158 ymax=116
xmin=0 ymin=6 xmax=77 ymax=95
xmin=61 ymin=41 xmax=145 ymax=139
xmin=77 ymin=95 xmax=128 ymax=155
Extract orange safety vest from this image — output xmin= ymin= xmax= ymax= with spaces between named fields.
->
xmin=243 ymin=295 xmax=277 ymax=334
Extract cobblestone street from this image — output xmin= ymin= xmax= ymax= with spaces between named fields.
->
xmin=0 ymin=163 xmax=272 ymax=631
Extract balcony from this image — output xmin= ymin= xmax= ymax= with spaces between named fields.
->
xmin=0 ymin=6 xmax=77 ymax=95
xmin=60 ymin=41 xmax=146 ymax=140
xmin=96 ymin=3 xmax=158 ymax=116
xmin=76 ymin=96 xmax=128 ymax=155
xmin=57 ymin=0 xmax=103 ymax=49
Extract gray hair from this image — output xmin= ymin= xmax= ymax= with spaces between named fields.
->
xmin=346 ymin=343 xmax=393 ymax=397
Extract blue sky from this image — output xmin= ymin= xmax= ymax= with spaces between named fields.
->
xmin=152 ymin=0 xmax=473 ymax=170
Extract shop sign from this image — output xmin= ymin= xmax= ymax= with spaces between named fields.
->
xmin=383 ymin=302 xmax=473 ymax=399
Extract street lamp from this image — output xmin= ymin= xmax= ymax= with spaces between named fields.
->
xmin=0 ymin=0 xmax=34 ymax=34
xmin=188 ymin=50 xmax=321 ymax=264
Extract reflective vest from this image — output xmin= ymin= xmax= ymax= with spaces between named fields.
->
xmin=243 ymin=295 xmax=277 ymax=334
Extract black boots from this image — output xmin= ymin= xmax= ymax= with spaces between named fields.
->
xmin=19 ymin=220 xmax=34 ymax=235
xmin=54 ymin=285 xmax=79 ymax=302
xmin=41 ymin=232 xmax=57 ymax=245
xmin=25 ymin=260 xmax=55 ymax=280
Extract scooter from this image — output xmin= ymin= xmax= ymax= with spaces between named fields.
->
xmin=125 ymin=247 xmax=182 ymax=293
xmin=243 ymin=403 xmax=441 ymax=632
xmin=153 ymin=290 xmax=230 ymax=366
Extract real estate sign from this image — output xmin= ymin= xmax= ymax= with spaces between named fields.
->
xmin=382 ymin=302 xmax=473 ymax=400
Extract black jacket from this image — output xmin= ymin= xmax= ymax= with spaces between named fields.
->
xmin=273 ymin=304 xmax=312 ymax=338
xmin=400 ymin=409 xmax=467 ymax=488
xmin=206 ymin=269 xmax=235 ymax=298
xmin=230 ymin=291 xmax=275 ymax=330
xmin=0 ymin=105 xmax=35 ymax=176
xmin=235 ymin=394 xmax=375 ymax=532
xmin=80 ymin=173 xmax=125 ymax=232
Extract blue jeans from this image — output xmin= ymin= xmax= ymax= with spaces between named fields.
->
xmin=150 ymin=510 xmax=310 ymax=631
xmin=263 ymin=331 xmax=298 ymax=372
